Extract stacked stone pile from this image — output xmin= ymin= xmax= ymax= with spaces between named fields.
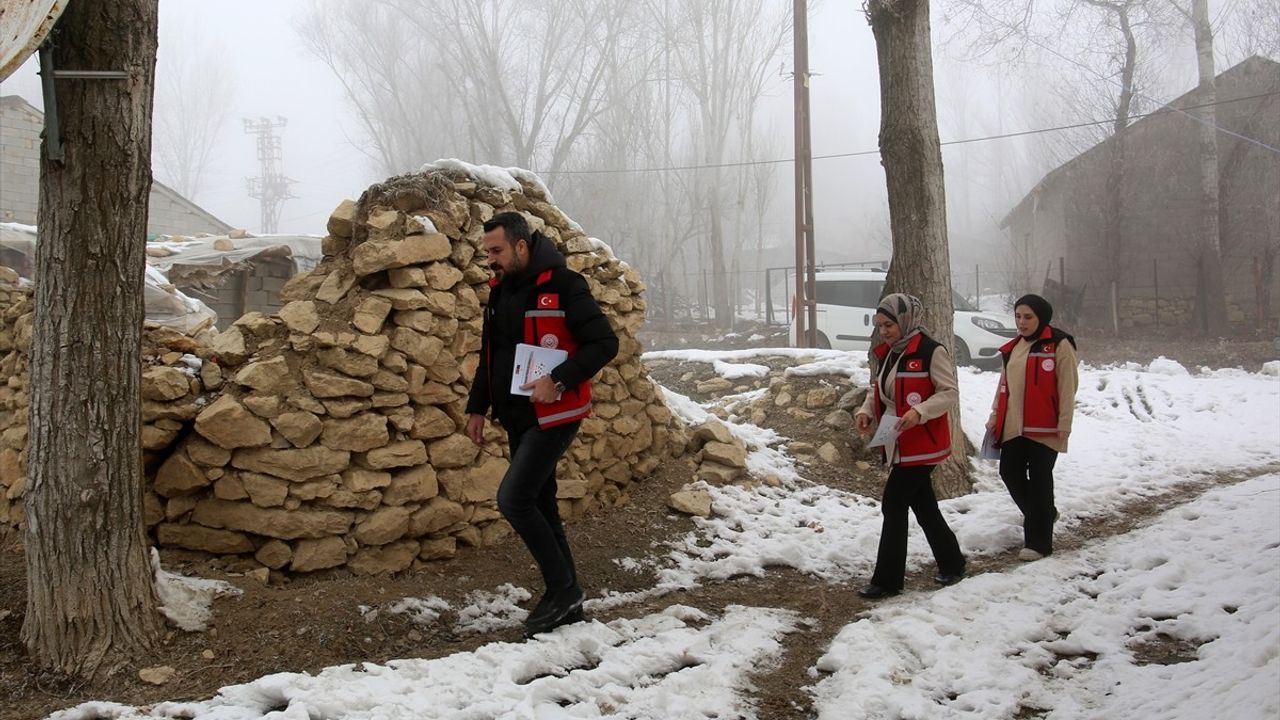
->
xmin=0 ymin=267 xmax=216 ymax=529
xmin=146 ymin=167 xmax=682 ymax=574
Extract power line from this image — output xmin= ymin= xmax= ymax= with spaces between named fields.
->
xmin=537 ymin=89 xmax=1280 ymax=176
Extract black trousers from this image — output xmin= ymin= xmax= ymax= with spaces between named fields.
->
xmin=999 ymin=436 xmax=1059 ymax=555
xmin=496 ymin=416 xmax=581 ymax=593
xmin=870 ymin=464 xmax=966 ymax=591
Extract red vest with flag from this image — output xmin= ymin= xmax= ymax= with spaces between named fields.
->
xmin=994 ymin=325 xmax=1068 ymax=444
xmin=870 ymin=333 xmax=952 ymax=467
xmin=510 ymin=269 xmax=593 ymax=429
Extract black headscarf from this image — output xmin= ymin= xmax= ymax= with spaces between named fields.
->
xmin=1014 ymin=293 xmax=1053 ymax=339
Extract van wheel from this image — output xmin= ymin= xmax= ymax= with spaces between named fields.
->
xmin=816 ymin=332 xmax=832 ymax=349
xmin=954 ymin=340 xmax=972 ymax=366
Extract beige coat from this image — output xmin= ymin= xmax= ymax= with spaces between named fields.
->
xmin=989 ymin=337 xmax=1079 ymax=452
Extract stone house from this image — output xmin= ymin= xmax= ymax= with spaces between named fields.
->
xmin=0 ymin=94 xmax=234 ymax=237
xmin=1000 ymin=56 xmax=1280 ymax=330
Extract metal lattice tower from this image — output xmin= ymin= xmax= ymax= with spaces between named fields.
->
xmin=243 ymin=116 xmax=296 ymax=234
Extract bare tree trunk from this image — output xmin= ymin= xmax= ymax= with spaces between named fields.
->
xmin=867 ymin=0 xmax=972 ymax=498
xmin=22 ymin=0 xmax=163 ymax=675
xmin=1190 ymin=0 xmax=1230 ymax=336
xmin=1092 ymin=0 xmax=1137 ymax=334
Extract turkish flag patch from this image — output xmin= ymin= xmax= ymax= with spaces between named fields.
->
xmin=536 ymin=294 xmax=559 ymax=309
xmin=907 ymin=359 xmax=923 ymax=371
xmin=1042 ymin=343 xmax=1055 ymax=353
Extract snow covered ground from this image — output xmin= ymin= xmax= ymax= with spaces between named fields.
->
xmin=50 ymin=353 xmax=1280 ymax=720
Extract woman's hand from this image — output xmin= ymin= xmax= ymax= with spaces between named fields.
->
xmin=895 ymin=408 xmax=922 ymax=432
xmin=985 ymin=415 xmax=997 ymax=432
xmin=856 ymin=413 xmax=873 ymax=436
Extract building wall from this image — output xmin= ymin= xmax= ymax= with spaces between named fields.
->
xmin=1004 ymin=58 xmax=1280 ymax=329
xmin=180 ymin=257 xmax=296 ymax=328
xmin=0 ymin=98 xmax=40 ymax=225
xmin=1 ymin=96 xmax=233 ymax=237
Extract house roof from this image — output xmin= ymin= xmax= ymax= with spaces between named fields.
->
xmin=1 ymin=94 xmax=235 ymax=234
xmin=1000 ymin=55 xmax=1280 ymax=229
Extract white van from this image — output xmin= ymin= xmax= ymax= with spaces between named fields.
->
xmin=788 ymin=270 xmax=1017 ymax=366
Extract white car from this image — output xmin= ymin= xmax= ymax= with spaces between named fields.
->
xmin=788 ymin=270 xmax=1018 ymax=366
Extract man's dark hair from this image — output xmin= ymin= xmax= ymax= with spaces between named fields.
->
xmin=483 ymin=211 xmax=532 ymax=246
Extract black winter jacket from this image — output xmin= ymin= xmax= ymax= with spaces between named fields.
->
xmin=465 ymin=232 xmax=618 ymax=424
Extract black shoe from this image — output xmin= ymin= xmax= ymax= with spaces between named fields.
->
xmin=934 ymin=572 xmax=965 ymax=586
xmin=525 ymin=585 xmax=585 ymax=637
xmin=858 ymin=584 xmax=900 ymax=599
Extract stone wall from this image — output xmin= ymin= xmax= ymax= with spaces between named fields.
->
xmin=0 ymin=167 xmax=683 ymax=575
xmin=0 ymin=267 xmax=219 ymax=528
xmin=1117 ymin=295 xmax=1250 ymax=329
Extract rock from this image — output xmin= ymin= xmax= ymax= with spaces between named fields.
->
xmin=194 ymin=395 xmax=273 ymax=450
xmin=668 ymin=489 xmax=713 ymax=517
xmin=341 ymin=467 xmax=392 ymax=493
xmin=691 ymin=420 xmax=734 ymax=446
xmin=271 ymin=411 xmax=324 ymax=448
xmin=427 ymin=434 xmax=479 ymax=469
xmin=806 ymin=386 xmax=839 ymax=409
xmin=291 ymin=536 xmax=349 ymax=572
xmin=459 ymin=457 xmax=507 ymax=502
xmin=200 ymin=362 xmax=223 ymax=390
xmin=279 ymin=301 xmax=321 ymax=335
xmin=696 ymin=377 xmax=734 ymax=395
xmin=255 ymin=539 xmax=293 ymax=569
xmin=157 ymin=523 xmax=254 ymax=554
xmin=409 ymin=496 xmax=466 ymax=536
xmin=352 ymin=234 xmax=451 ymax=276
xmin=320 ymin=413 xmax=389 ymax=452
xmin=418 ymin=536 xmax=457 ymax=561
xmin=774 ymin=391 xmax=793 ymax=407
xmin=327 ymin=199 xmax=357 ymax=238
xmin=246 ymin=567 xmax=271 ymax=585
xmin=138 ymin=665 xmax=177 ymax=685
xmin=208 ymin=327 xmax=248 ymax=365
xmin=817 ymin=442 xmax=840 ymax=463
xmin=241 ymin=472 xmax=290 ymax=507
xmin=824 ymin=409 xmax=854 ymax=430
xmin=389 ymin=328 xmax=444 ymax=367
xmin=242 ymin=395 xmax=282 ymax=419
xmin=696 ymin=461 xmax=742 ymax=484
xmin=192 ymin=499 xmax=354 ymax=540
xmin=154 ymin=452 xmax=211 ymax=497
xmin=381 ymin=465 xmax=439 ymax=506
xmin=348 ymin=540 xmax=419 ymax=575
xmin=315 ymin=266 xmax=357 ymax=304
xmin=364 ymin=440 xmax=428 ymax=469
xmin=230 ymin=446 xmax=351 ymax=482
xmin=142 ymin=367 xmax=191 ymax=402
xmin=701 ymin=440 xmax=748 ymax=468
xmin=303 ymin=368 xmax=375 ymax=399
xmin=354 ymin=506 xmax=412 ymax=545
xmin=352 ymin=296 xmax=394 ymax=335
xmin=317 ymin=347 xmax=378 ymax=377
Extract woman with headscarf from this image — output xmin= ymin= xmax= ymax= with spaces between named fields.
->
xmin=854 ymin=293 xmax=966 ymax=599
xmin=986 ymin=293 xmax=1078 ymax=561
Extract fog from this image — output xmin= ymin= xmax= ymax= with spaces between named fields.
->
xmin=1 ymin=0 xmax=1274 ymax=324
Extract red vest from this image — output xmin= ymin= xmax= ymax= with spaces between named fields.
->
xmin=871 ymin=333 xmax=952 ymax=467
xmin=994 ymin=325 xmax=1067 ymax=443
xmin=509 ymin=269 xmax=593 ymax=429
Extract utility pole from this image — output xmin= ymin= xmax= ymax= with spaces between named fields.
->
xmin=793 ymin=0 xmax=817 ymax=347
xmin=243 ymin=116 xmax=296 ymax=234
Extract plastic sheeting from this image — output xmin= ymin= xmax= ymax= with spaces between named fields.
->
xmin=0 ymin=222 xmax=219 ymax=334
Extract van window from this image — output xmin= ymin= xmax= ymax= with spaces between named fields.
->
xmin=815 ymin=279 xmax=883 ymax=309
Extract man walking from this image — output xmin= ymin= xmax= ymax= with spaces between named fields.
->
xmin=465 ymin=211 xmax=618 ymax=637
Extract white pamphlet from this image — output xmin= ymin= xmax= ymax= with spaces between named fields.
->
xmin=510 ymin=342 xmax=569 ymax=396
xmin=867 ymin=413 xmax=899 ymax=448
xmin=980 ymin=427 xmax=1001 ymax=460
